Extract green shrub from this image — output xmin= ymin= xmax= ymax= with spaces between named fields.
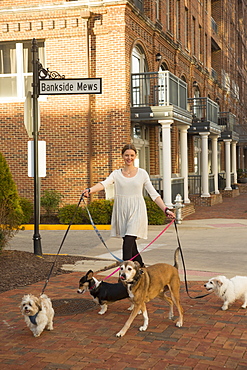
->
xmin=144 ymin=196 xmax=166 ymax=225
xmin=58 ymin=204 xmax=87 ymax=224
xmin=0 ymin=152 xmax=23 ymax=252
xmin=58 ymin=198 xmax=166 ymax=226
xmin=19 ymin=197 xmax=33 ymax=224
xmin=40 ymin=190 xmax=63 ymax=217
xmin=82 ymin=199 xmax=114 ymax=225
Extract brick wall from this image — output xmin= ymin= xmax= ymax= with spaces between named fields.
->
xmin=0 ymin=0 xmax=246 ymax=209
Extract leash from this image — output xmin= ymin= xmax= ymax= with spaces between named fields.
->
xmin=41 ymin=191 xmax=85 ymax=295
xmin=173 ymin=221 xmax=211 ymax=299
xmin=82 ymin=196 xmax=123 ymax=263
xmin=103 ymin=219 xmax=176 ymax=281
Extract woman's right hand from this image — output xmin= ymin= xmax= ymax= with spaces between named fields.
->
xmin=82 ymin=188 xmax=90 ymax=198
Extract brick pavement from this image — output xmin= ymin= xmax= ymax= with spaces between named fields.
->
xmin=1 ymin=192 xmax=247 ymax=369
xmin=0 ymin=271 xmax=246 ymax=369
xmin=185 ymin=191 xmax=247 ymax=220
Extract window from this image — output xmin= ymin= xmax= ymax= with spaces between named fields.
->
xmin=133 ymin=0 xmax=144 ymax=12
xmin=132 ymin=124 xmax=150 ymax=171
xmin=131 ymin=45 xmax=148 ymax=107
xmin=176 ymin=0 xmax=180 ymax=40
xmin=192 ymin=17 xmax=196 ymax=56
xmin=166 ymin=0 xmax=171 ymax=32
xmin=185 ymin=8 xmax=189 ymax=49
xmin=0 ymin=41 xmax=45 ymax=100
xmin=205 ymin=33 xmax=208 ymax=66
xmin=199 ymin=25 xmax=202 ymax=61
xmin=155 ymin=0 xmax=160 ymax=21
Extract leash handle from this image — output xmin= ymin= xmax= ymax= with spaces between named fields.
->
xmin=174 ymin=222 xmax=211 ymax=300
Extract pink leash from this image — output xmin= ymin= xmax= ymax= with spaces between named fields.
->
xmin=104 ymin=219 xmax=175 ymax=280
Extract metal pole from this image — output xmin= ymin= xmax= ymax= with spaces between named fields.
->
xmin=32 ymin=38 xmax=42 ymax=256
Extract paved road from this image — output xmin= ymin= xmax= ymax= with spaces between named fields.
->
xmin=8 ymin=218 xmax=247 ymax=280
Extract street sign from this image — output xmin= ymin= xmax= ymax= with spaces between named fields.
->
xmin=28 ymin=140 xmax=46 ymax=178
xmin=39 ymin=78 xmax=102 ymax=95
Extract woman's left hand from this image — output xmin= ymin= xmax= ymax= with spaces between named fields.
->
xmin=165 ymin=209 xmax=176 ymax=219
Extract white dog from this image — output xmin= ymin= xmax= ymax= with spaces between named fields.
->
xmin=204 ymin=275 xmax=247 ymax=310
xmin=20 ymin=294 xmax=54 ymax=337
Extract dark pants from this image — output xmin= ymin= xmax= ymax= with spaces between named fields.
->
xmin=122 ymin=235 xmax=144 ymax=267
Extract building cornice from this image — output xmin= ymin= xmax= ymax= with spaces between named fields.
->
xmin=0 ymin=0 xmax=128 ymax=14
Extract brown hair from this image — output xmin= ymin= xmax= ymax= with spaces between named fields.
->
xmin=121 ymin=144 xmax=137 ymax=155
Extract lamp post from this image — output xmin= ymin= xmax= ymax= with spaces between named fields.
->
xmin=31 ymin=38 xmax=42 ymax=256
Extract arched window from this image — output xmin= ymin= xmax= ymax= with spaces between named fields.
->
xmin=159 ymin=62 xmax=169 ymax=72
xmin=131 ymin=45 xmax=148 ymax=74
xmin=131 ymin=45 xmax=148 ymax=107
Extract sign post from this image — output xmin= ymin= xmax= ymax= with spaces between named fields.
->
xmin=30 ymin=38 xmax=102 ymax=256
xmin=31 ymin=38 xmax=42 ymax=256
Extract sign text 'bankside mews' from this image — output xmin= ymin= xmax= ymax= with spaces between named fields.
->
xmin=39 ymin=78 xmax=102 ymax=95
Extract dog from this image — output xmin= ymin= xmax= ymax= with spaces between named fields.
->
xmin=204 ymin=275 xmax=247 ymax=310
xmin=20 ymin=294 xmax=54 ymax=337
xmin=116 ymin=247 xmax=183 ymax=337
xmin=77 ymin=270 xmax=129 ymax=315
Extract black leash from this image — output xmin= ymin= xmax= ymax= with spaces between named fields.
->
xmin=41 ymin=191 xmax=85 ymax=295
xmin=174 ymin=221 xmax=211 ymax=299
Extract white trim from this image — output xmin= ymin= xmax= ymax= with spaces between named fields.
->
xmin=0 ymin=1 xmax=127 ymax=14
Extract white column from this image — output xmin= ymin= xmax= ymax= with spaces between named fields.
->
xmin=160 ymin=120 xmax=173 ymax=207
xmin=231 ymin=141 xmax=237 ymax=184
xmin=179 ymin=125 xmax=190 ymax=203
xmin=224 ymin=139 xmax=232 ymax=190
xmin=211 ymin=135 xmax=220 ymax=194
xmin=199 ymin=132 xmax=210 ymax=197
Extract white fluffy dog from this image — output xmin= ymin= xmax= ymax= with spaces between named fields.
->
xmin=204 ymin=275 xmax=247 ymax=310
xmin=20 ymin=294 xmax=54 ymax=337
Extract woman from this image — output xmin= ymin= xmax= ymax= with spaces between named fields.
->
xmin=82 ymin=144 xmax=175 ymax=267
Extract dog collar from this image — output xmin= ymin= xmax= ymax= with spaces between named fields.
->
xmin=127 ymin=272 xmax=142 ymax=287
xmin=29 ymin=312 xmax=39 ymax=325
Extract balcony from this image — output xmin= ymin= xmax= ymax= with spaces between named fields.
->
xmin=218 ymin=112 xmax=239 ymax=141
xmin=188 ymin=97 xmax=221 ymax=135
xmin=218 ymin=112 xmax=236 ymax=131
xmin=233 ymin=124 xmax=247 ymax=144
xmin=131 ymin=71 xmax=192 ymax=124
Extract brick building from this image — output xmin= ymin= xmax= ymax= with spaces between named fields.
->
xmin=0 ymin=0 xmax=246 ymax=211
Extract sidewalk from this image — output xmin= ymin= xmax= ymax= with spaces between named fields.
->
xmin=1 ymin=193 xmax=247 ymax=369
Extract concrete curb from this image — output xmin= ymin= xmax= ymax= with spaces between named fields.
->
xmin=21 ymin=224 xmax=111 ymax=230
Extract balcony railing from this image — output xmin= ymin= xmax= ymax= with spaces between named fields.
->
xmin=171 ymin=177 xmax=184 ymax=201
xmin=131 ymin=71 xmax=187 ymax=110
xmin=188 ymin=174 xmax=215 ymax=195
xmin=150 ymin=177 xmax=184 ymax=202
xmin=188 ymin=175 xmax=201 ymax=195
xmin=218 ymin=112 xmax=236 ymax=131
xmin=218 ymin=172 xmax=235 ymax=189
xmin=188 ymin=97 xmax=219 ymax=124
xmin=208 ymin=174 xmax=215 ymax=193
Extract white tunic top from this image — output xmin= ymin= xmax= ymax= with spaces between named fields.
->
xmin=101 ymin=168 xmax=160 ymax=239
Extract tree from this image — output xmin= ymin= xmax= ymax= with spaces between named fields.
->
xmin=0 ymin=152 xmax=23 ymax=252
